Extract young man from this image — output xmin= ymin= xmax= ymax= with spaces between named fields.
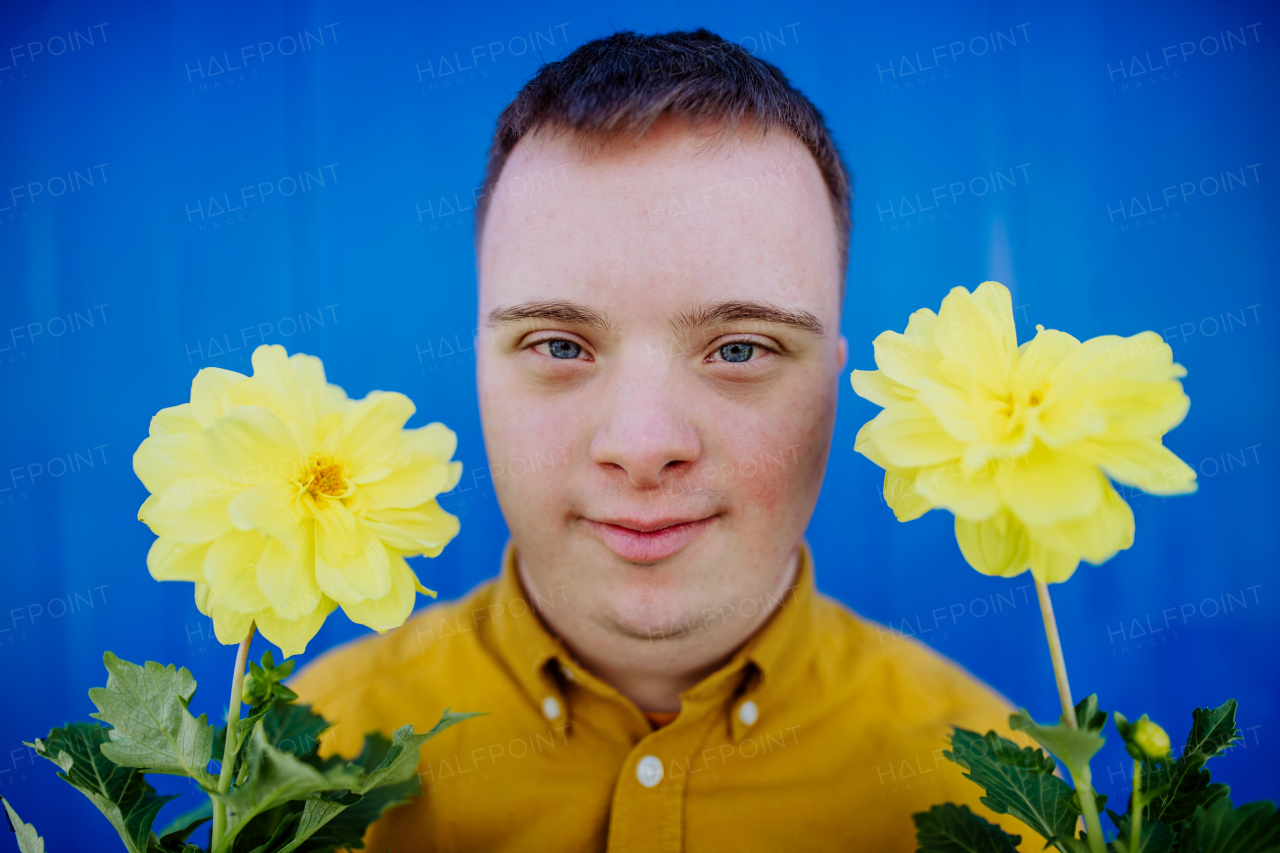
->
xmin=294 ymin=29 xmax=1029 ymax=851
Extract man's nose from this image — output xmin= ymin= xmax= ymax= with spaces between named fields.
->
xmin=589 ymin=369 xmax=701 ymax=489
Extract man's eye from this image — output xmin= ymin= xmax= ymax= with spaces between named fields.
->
xmin=547 ymin=340 xmax=582 ymax=359
xmin=718 ymin=342 xmax=755 ymax=363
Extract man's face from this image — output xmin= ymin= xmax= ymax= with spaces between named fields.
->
xmin=476 ymin=117 xmax=844 ymax=683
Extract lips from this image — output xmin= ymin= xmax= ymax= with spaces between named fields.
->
xmin=581 ymin=515 xmax=716 ymax=563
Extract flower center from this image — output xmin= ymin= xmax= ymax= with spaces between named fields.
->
xmin=303 ymin=456 xmax=347 ymax=498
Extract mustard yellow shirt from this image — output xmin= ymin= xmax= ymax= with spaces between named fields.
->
xmin=292 ymin=546 xmax=1032 ymax=851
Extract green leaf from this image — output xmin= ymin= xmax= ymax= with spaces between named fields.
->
xmin=156 ymin=797 xmax=213 ymax=845
xmin=353 ymin=711 xmax=482 ymax=795
xmin=209 ymin=723 xmax=363 ymax=852
xmin=946 ymin=728 xmax=1081 ymax=851
xmin=87 ymin=652 xmax=217 ymax=789
xmin=1105 ymin=810 xmax=1175 ymax=853
xmin=1145 ymin=700 xmax=1241 ymax=830
xmin=913 ymin=803 xmax=1023 ymax=852
xmin=29 ymin=723 xmax=175 ymax=853
xmin=1013 ymin=696 xmax=1105 ymax=768
xmin=273 ymin=709 xmax=481 ymax=852
xmin=1178 ymin=798 xmax=1280 ymax=853
xmin=261 ymin=702 xmax=332 ymax=759
xmin=288 ymin=779 xmax=418 ymax=853
xmin=2 ymin=797 xmax=46 ymax=853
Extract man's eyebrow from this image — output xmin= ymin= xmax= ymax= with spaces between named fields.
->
xmin=671 ymin=300 xmax=825 ymax=336
xmin=487 ymin=300 xmax=614 ymax=332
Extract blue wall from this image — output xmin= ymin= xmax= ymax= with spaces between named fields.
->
xmin=1 ymin=0 xmax=1275 ymax=844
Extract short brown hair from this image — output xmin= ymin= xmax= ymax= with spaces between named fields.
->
xmin=476 ymin=28 xmax=853 ymax=271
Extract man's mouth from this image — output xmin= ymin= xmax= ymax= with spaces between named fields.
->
xmin=581 ymin=515 xmax=717 ymax=563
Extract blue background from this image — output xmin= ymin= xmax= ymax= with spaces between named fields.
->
xmin=1 ymin=0 xmax=1275 ymax=845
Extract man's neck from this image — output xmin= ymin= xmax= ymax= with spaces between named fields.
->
xmin=517 ymin=548 xmax=801 ymax=714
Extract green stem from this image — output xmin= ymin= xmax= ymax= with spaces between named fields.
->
xmin=210 ymin=624 xmax=255 ymax=848
xmin=1035 ymin=578 xmax=1107 ymax=853
xmin=1131 ymin=758 xmax=1144 ymax=853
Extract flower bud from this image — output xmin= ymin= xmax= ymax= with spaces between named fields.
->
xmin=1132 ymin=717 xmax=1171 ymax=759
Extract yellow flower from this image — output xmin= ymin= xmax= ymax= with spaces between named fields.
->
xmin=851 ymin=281 xmax=1195 ymax=583
xmin=134 ymin=345 xmax=462 ymax=655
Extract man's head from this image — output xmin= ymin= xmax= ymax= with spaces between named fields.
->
xmin=474 ymin=30 xmax=852 ymax=698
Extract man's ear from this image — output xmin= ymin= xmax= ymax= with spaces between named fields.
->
xmin=838 ymin=335 xmax=848 ymax=373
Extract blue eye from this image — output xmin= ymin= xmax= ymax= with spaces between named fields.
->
xmin=719 ymin=342 xmax=754 ymax=362
xmin=548 ymin=340 xmax=582 ymax=359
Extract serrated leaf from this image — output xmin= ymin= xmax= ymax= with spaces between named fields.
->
xmin=156 ymin=797 xmax=212 ymax=845
xmin=209 ymin=723 xmax=362 ymax=852
xmin=1178 ymin=797 xmax=1280 ymax=853
xmin=1074 ymin=695 xmax=1108 ymax=734
xmin=1010 ymin=707 xmax=1106 ymax=772
xmin=272 ymin=709 xmax=480 ymax=852
xmin=1105 ymin=810 xmax=1175 ymax=853
xmin=29 ymin=723 xmax=174 ymax=853
xmin=2 ymin=797 xmax=45 ymax=853
xmin=1145 ymin=700 xmax=1242 ymax=830
xmin=87 ymin=652 xmax=217 ymax=789
xmin=913 ymin=803 xmax=1023 ymax=852
xmin=262 ymin=702 xmax=331 ymax=759
xmin=289 ymin=779 xmax=419 ymax=853
xmin=353 ymin=711 xmax=481 ymax=794
xmin=946 ymin=728 xmax=1080 ymax=851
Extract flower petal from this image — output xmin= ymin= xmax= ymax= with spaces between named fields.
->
xmin=884 ymin=472 xmax=931 ymax=522
xmin=190 ymin=367 xmax=248 ymax=429
xmin=202 ymin=530 xmax=271 ymax=612
xmin=955 ymin=509 xmax=1029 ymax=578
xmin=340 ymin=392 xmax=417 ymax=475
xmin=363 ymin=502 xmax=461 ymax=557
xmin=255 ymin=594 xmax=337 ymax=658
xmin=914 ymin=461 xmax=1001 ymax=520
xmin=996 ymin=444 xmax=1102 ymax=526
xmin=362 ymin=453 xmax=461 ymax=512
xmin=339 ymin=555 xmax=419 ymax=633
xmin=236 ymin=345 xmax=323 ymax=435
xmin=210 ymin=605 xmax=257 ymax=646
xmin=314 ymin=517 xmax=393 ymax=604
xmin=1028 ymin=539 xmax=1080 ymax=584
xmin=400 ymin=422 xmax=459 ymax=464
xmin=872 ymin=326 xmax=949 ymax=391
xmin=863 ymin=401 xmax=965 ymax=469
xmin=147 ymin=538 xmax=210 ymax=582
xmin=203 ymin=405 xmax=305 ymax=485
xmin=1017 ymin=328 xmax=1080 ymax=391
xmin=229 ymin=483 xmax=304 ymax=542
xmin=141 ymin=478 xmax=237 ymax=543
xmin=134 ymin=432 xmax=215 ymax=495
xmin=255 ymin=528 xmax=322 ymax=616
xmin=1072 ymin=438 xmax=1196 ymax=495
xmin=934 ymin=282 xmax=1017 ymax=394
xmin=850 ymin=369 xmax=914 ymax=408
xmin=149 ymin=403 xmax=201 ymax=437
xmin=1026 ymin=478 xmax=1134 ymax=565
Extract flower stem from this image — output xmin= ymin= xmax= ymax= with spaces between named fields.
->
xmin=1131 ymin=758 xmax=1144 ymax=853
xmin=1034 ymin=578 xmax=1107 ymax=853
xmin=210 ymin=624 xmax=255 ymax=848
xmin=1034 ymin=578 xmax=1076 ymax=727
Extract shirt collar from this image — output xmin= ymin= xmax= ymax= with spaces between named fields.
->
xmin=488 ymin=542 xmax=818 ymax=721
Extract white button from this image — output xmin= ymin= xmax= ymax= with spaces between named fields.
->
xmin=541 ymin=696 xmax=562 ymax=720
xmin=737 ymin=700 xmax=759 ymax=726
xmin=636 ymin=755 xmax=664 ymax=788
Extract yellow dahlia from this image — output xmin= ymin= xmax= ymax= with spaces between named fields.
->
xmin=134 ymin=344 xmax=462 ymax=655
xmin=852 ymin=281 xmax=1195 ymax=583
